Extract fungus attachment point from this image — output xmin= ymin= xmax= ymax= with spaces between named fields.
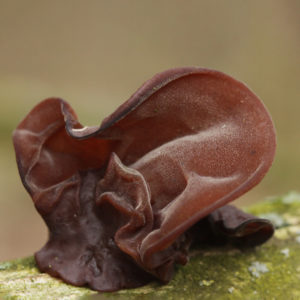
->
xmin=13 ymin=68 xmax=276 ymax=292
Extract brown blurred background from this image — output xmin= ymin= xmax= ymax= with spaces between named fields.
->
xmin=0 ymin=0 xmax=299 ymax=261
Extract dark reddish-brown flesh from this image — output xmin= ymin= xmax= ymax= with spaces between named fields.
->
xmin=13 ymin=68 xmax=276 ymax=291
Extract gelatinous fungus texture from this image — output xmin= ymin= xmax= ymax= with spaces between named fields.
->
xmin=13 ymin=68 xmax=276 ymax=292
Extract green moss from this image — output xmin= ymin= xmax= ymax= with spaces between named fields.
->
xmin=247 ymin=191 xmax=300 ymax=217
xmin=1 ymin=192 xmax=300 ymax=299
xmin=0 ymin=257 xmax=95 ymax=300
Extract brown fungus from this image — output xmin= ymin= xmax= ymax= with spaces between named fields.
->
xmin=13 ymin=67 xmax=276 ymax=292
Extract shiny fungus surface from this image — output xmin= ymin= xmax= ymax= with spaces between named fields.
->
xmin=13 ymin=67 xmax=276 ymax=292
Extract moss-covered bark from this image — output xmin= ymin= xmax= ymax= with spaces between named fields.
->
xmin=1 ymin=192 xmax=300 ymax=300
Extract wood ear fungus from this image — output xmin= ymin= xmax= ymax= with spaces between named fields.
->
xmin=13 ymin=68 xmax=276 ymax=292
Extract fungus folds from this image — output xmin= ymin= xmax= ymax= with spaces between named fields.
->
xmin=13 ymin=68 xmax=276 ymax=292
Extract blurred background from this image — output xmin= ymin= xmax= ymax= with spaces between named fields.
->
xmin=0 ymin=0 xmax=299 ymax=261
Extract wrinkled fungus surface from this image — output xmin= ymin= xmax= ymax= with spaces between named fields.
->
xmin=13 ymin=67 xmax=276 ymax=292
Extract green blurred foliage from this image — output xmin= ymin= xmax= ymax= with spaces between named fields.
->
xmin=0 ymin=0 xmax=299 ymax=261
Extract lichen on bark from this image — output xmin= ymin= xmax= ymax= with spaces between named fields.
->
xmin=1 ymin=192 xmax=300 ymax=300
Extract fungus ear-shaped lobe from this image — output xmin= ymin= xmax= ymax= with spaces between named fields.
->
xmin=82 ymin=69 xmax=275 ymax=170
xmin=94 ymin=69 xmax=276 ymax=266
xmin=96 ymin=153 xmax=154 ymax=261
xmin=207 ymin=205 xmax=275 ymax=247
xmin=12 ymin=98 xmax=113 ymax=212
